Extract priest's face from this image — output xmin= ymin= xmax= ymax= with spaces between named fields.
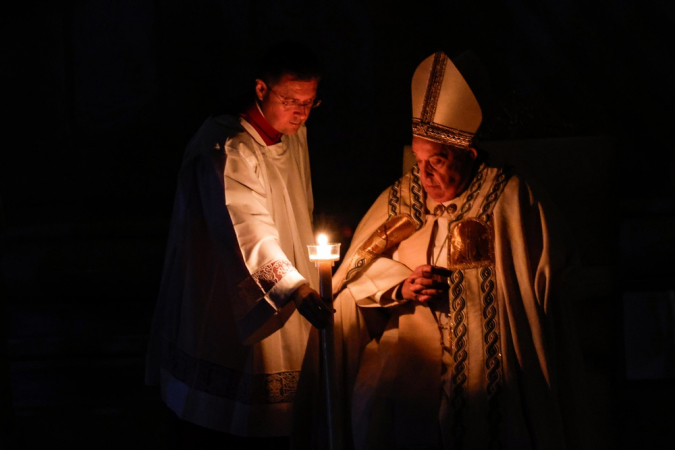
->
xmin=255 ymin=75 xmax=319 ymax=135
xmin=413 ymin=135 xmax=477 ymax=203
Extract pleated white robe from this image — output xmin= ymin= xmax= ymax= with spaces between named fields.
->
xmin=146 ymin=114 xmax=318 ymax=437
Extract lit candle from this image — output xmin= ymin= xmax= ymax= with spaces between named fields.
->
xmin=308 ymin=233 xmax=340 ymax=261
xmin=306 ymin=233 xmax=342 ymax=449
xmin=308 ymin=233 xmax=340 ymax=304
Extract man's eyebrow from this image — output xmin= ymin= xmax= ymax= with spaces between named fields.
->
xmin=413 ymin=151 xmax=447 ymax=159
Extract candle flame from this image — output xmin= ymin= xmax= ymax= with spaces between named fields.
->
xmin=308 ymin=233 xmax=340 ymax=261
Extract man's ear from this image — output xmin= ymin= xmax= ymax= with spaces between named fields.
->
xmin=467 ymin=147 xmax=478 ymax=160
xmin=254 ymin=79 xmax=266 ymax=102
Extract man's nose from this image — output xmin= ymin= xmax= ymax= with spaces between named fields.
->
xmin=293 ymin=105 xmax=310 ymax=118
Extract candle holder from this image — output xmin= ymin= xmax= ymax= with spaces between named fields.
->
xmin=307 ymin=245 xmax=341 ymax=262
xmin=307 ymin=234 xmax=342 ymax=449
xmin=307 ymin=240 xmax=341 ymax=262
xmin=308 ymin=240 xmax=340 ymax=302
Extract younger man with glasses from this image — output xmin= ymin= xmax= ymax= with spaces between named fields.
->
xmin=146 ymin=42 xmax=329 ymax=449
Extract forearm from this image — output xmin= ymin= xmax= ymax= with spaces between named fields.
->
xmin=338 ymin=257 xmax=412 ymax=308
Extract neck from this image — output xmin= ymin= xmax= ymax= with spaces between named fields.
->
xmin=240 ymin=102 xmax=283 ymax=145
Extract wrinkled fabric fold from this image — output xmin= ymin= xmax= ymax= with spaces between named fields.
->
xmin=147 ymin=114 xmax=318 ymax=437
xmin=292 ymin=163 xmax=593 ymax=449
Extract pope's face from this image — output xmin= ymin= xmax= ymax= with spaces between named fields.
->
xmin=412 ymin=135 xmax=477 ymax=203
xmin=255 ymin=75 xmax=319 ymax=135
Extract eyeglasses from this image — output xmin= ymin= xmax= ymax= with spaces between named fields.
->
xmin=268 ymin=87 xmax=321 ymax=110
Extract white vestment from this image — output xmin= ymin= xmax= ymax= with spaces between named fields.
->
xmin=293 ymin=162 xmax=592 ymax=450
xmin=146 ymin=114 xmax=318 ymax=437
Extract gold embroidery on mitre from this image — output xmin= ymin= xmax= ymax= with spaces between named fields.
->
xmin=420 ymin=52 xmax=447 ymax=125
xmin=412 ymin=119 xmax=475 ymax=149
xmin=411 ymin=51 xmax=482 ymax=149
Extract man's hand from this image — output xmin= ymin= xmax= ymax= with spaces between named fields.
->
xmin=290 ymin=284 xmax=331 ymax=329
xmin=400 ymin=265 xmax=451 ymax=303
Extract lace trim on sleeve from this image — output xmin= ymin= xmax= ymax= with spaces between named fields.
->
xmin=235 ymin=259 xmax=296 ymax=309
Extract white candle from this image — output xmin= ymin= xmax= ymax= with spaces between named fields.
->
xmin=308 ymin=233 xmax=340 ymax=261
xmin=305 ymin=232 xmax=342 ymax=448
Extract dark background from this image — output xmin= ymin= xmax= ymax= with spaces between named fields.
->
xmin=2 ymin=0 xmax=674 ymax=448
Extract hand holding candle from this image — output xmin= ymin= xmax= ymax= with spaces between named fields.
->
xmin=291 ymin=284 xmax=330 ymax=329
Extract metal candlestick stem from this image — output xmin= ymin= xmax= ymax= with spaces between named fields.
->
xmin=307 ymin=240 xmax=341 ymax=450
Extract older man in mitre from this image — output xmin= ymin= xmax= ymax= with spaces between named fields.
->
xmin=293 ymin=51 xmax=592 ymax=450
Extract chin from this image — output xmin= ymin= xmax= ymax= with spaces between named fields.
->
xmin=429 ymin=190 xmax=455 ymax=203
xmin=283 ymin=124 xmax=302 ymax=135
xmin=425 ymin=186 xmax=445 ymax=200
